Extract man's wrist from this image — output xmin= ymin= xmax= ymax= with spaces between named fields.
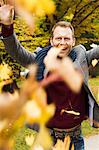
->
xmin=1 ymin=23 xmax=14 ymax=37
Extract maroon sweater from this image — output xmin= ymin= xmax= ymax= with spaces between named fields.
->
xmin=45 ymin=77 xmax=88 ymax=129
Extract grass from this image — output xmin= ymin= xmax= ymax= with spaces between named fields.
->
xmin=88 ymin=76 xmax=99 ymax=103
xmin=82 ymin=120 xmax=99 ymax=138
xmin=14 ymin=77 xmax=99 ymax=149
xmin=82 ymin=76 xmax=99 ymax=137
xmin=13 ymin=127 xmax=37 ymax=150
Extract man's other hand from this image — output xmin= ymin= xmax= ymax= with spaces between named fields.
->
xmin=0 ymin=4 xmax=14 ymax=25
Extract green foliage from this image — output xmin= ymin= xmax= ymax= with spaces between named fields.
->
xmin=13 ymin=127 xmax=37 ymax=150
xmin=82 ymin=120 xmax=99 ymax=137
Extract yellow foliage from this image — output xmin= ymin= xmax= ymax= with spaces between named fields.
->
xmin=0 ymin=63 xmax=12 ymax=81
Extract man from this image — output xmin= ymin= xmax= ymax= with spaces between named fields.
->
xmin=0 ymin=5 xmax=99 ymax=150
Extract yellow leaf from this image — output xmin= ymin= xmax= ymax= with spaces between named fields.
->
xmin=53 ymin=136 xmax=73 ymax=150
xmin=0 ymin=63 xmax=12 ymax=80
xmin=32 ymin=87 xmax=47 ymax=108
xmin=25 ymin=135 xmax=35 ymax=146
xmin=23 ymin=100 xmax=42 ymax=123
xmin=0 ymin=119 xmax=8 ymax=132
xmin=23 ymin=100 xmax=55 ymax=125
xmin=33 ymin=125 xmax=53 ymax=150
xmin=61 ymin=109 xmax=80 ymax=116
xmin=92 ymin=59 xmax=98 ymax=67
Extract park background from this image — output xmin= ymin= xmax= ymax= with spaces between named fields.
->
xmin=0 ymin=0 xmax=99 ymax=149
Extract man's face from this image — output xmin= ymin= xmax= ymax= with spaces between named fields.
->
xmin=51 ymin=26 xmax=75 ymax=58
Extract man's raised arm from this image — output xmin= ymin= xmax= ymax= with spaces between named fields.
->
xmin=86 ymin=46 xmax=99 ymax=66
xmin=0 ymin=5 xmax=36 ymax=66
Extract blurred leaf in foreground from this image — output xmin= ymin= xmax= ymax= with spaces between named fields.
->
xmin=14 ymin=0 xmax=55 ymax=33
xmin=32 ymin=125 xmax=53 ymax=150
xmin=52 ymin=136 xmax=74 ymax=150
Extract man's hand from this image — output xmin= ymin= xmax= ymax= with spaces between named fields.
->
xmin=0 ymin=4 xmax=14 ymax=25
xmin=44 ymin=47 xmax=62 ymax=71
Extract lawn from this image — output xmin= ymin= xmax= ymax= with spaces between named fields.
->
xmin=82 ymin=76 xmax=99 ymax=137
xmin=13 ymin=77 xmax=99 ymax=149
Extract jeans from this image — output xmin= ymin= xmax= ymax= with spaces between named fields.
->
xmin=49 ymin=125 xmax=84 ymax=150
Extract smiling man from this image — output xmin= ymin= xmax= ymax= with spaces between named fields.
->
xmin=50 ymin=21 xmax=75 ymax=58
xmin=0 ymin=5 xmax=99 ymax=150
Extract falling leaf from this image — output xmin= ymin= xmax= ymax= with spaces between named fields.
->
xmin=0 ymin=119 xmax=8 ymax=132
xmin=32 ymin=87 xmax=47 ymax=108
xmin=15 ymin=0 xmax=55 ymax=15
xmin=32 ymin=125 xmax=53 ymax=150
xmin=44 ymin=47 xmax=83 ymax=93
xmin=52 ymin=136 xmax=74 ymax=150
xmin=61 ymin=109 xmax=80 ymax=116
xmin=14 ymin=0 xmax=55 ymax=33
xmin=23 ymin=100 xmax=55 ymax=125
xmin=33 ymin=145 xmax=44 ymax=150
xmin=25 ymin=134 xmax=35 ymax=146
xmin=92 ymin=59 xmax=98 ymax=67
xmin=23 ymin=100 xmax=42 ymax=123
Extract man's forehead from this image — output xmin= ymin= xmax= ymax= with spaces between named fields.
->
xmin=53 ymin=26 xmax=73 ymax=37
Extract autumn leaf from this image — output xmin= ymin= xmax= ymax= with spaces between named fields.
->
xmin=23 ymin=100 xmax=55 ymax=125
xmin=14 ymin=0 xmax=55 ymax=33
xmin=52 ymin=136 xmax=74 ymax=150
xmin=61 ymin=109 xmax=80 ymax=116
xmin=0 ymin=63 xmax=12 ymax=81
xmin=15 ymin=0 xmax=55 ymax=16
xmin=0 ymin=119 xmax=8 ymax=132
xmin=44 ymin=47 xmax=83 ymax=93
xmin=25 ymin=134 xmax=35 ymax=146
xmin=32 ymin=125 xmax=53 ymax=150
xmin=92 ymin=59 xmax=98 ymax=67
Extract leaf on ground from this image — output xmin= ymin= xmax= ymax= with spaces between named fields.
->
xmin=25 ymin=134 xmax=35 ymax=146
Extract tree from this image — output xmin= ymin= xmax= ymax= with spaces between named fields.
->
xmin=42 ymin=0 xmax=99 ymax=45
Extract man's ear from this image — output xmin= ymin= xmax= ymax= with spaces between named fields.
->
xmin=73 ymin=38 xmax=76 ymax=46
xmin=50 ymin=37 xmax=54 ymax=46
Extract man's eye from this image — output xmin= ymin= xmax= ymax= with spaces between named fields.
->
xmin=64 ymin=38 xmax=70 ymax=40
xmin=56 ymin=38 xmax=61 ymax=40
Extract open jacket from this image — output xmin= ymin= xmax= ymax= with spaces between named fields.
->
xmin=1 ymin=33 xmax=99 ymax=128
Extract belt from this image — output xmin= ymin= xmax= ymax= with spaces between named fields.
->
xmin=53 ymin=124 xmax=81 ymax=132
xmin=49 ymin=124 xmax=81 ymax=141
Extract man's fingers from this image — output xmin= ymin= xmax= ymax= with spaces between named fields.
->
xmin=0 ymin=4 xmax=14 ymax=25
xmin=0 ymin=0 xmax=4 ymax=7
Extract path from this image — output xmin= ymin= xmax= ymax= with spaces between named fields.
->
xmin=85 ymin=134 xmax=99 ymax=150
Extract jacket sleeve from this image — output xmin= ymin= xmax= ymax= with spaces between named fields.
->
xmin=86 ymin=46 xmax=99 ymax=66
xmin=1 ymin=33 xmax=36 ymax=67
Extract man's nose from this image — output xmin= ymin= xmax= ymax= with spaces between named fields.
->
xmin=60 ymin=38 xmax=66 ymax=45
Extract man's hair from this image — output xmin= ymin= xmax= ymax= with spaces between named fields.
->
xmin=51 ymin=21 xmax=75 ymax=37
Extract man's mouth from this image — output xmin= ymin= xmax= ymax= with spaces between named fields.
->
xmin=60 ymin=47 xmax=68 ymax=52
